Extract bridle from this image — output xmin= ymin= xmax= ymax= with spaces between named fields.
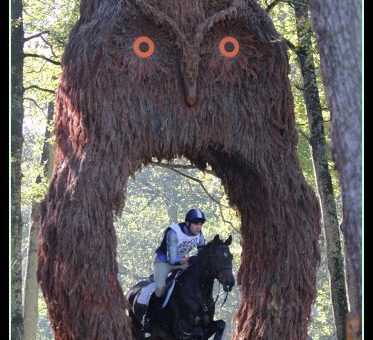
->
xmin=205 ymin=244 xmax=233 ymax=307
xmin=205 ymin=244 xmax=233 ymax=278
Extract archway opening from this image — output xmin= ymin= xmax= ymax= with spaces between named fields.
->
xmin=114 ymin=157 xmax=242 ymax=337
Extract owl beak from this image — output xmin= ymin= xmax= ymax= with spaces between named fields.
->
xmin=184 ymin=80 xmax=197 ymax=107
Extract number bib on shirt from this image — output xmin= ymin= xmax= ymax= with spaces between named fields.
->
xmin=169 ymin=224 xmax=201 ymax=258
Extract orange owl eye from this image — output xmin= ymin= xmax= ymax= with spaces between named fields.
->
xmin=133 ymin=36 xmax=155 ymax=58
xmin=219 ymin=36 xmax=240 ymax=58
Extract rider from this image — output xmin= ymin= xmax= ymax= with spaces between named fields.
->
xmin=142 ymin=208 xmax=206 ymax=334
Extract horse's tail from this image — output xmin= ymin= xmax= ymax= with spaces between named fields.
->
xmin=128 ymin=308 xmax=143 ymax=339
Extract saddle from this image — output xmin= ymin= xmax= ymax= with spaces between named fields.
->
xmin=137 ymin=269 xmax=184 ymax=308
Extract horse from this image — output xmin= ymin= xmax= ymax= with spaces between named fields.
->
xmin=126 ymin=234 xmax=235 ymax=339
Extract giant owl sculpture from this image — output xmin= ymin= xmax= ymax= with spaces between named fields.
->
xmin=38 ymin=0 xmax=321 ymax=339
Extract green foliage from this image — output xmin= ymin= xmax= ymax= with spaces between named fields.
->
xmin=23 ymin=0 xmax=79 ymax=53
xmin=21 ymin=0 xmax=80 ymax=205
xmin=259 ymin=1 xmax=341 ymax=198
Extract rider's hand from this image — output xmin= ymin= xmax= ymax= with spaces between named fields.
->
xmin=180 ymin=257 xmax=189 ymax=265
xmin=188 ymin=256 xmax=198 ymax=265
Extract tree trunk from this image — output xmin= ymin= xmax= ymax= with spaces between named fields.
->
xmin=22 ymin=207 xmax=40 ymax=340
xmin=308 ymin=0 xmax=362 ymax=338
xmin=308 ymin=0 xmax=362 ymax=309
xmin=292 ymin=1 xmax=348 ymax=339
xmin=23 ymin=102 xmax=55 ymax=340
xmin=11 ymin=0 xmax=25 ymax=338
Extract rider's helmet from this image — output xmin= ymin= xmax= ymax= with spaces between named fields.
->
xmin=185 ymin=208 xmax=206 ymax=224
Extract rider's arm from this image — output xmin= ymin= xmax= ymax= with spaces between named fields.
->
xmin=166 ymin=229 xmax=183 ymax=265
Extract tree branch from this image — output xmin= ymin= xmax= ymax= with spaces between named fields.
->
xmin=149 ymin=161 xmax=214 ymax=175
xmin=167 ymin=166 xmax=203 ymax=182
xmin=23 ymin=53 xmax=60 ymax=65
xmin=218 ymin=205 xmax=240 ymax=234
xmin=24 ymin=31 xmax=49 ymax=42
xmin=270 ymin=36 xmax=297 ymax=53
xmin=284 ymin=38 xmax=297 ymax=52
xmin=23 ymin=97 xmax=45 ymax=110
xmin=41 ymin=35 xmax=57 ymax=58
xmin=166 ymin=167 xmax=230 ymax=209
xmin=24 ymin=85 xmax=56 ymax=95
xmin=297 ymin=127 xmax=310 ymax=141
xmin=149 ymin=161 xmax=238 ymax=233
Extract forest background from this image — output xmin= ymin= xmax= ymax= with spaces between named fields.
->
xmin=11 ymin=0 xmax=362 ymax=339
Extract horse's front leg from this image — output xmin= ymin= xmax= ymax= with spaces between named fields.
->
xmin=203 ymin=320 xmax=226 ymax=340
xmin=167 ymin=299 xmax=184 ymax=339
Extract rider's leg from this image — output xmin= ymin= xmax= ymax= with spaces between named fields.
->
xmin=153 ymin=261 xmax=189 ymax=331
xmin=142 ymin=293 xmax=162 ymax=333
xmin=142 ymin=260 xmax=170 ymax=333
xmin=142 ymin=260 xmax=189 ymax=333
xmin=152 ymin=260 xmax=170 ymax=328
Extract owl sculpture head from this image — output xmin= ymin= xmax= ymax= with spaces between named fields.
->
xmin=58 ymin=0 xmax=294 ymax=170
xmin=39 ymin=1 xmax=321 ymax=339
xmin=127 ymin=0 xmax=248 ymax=107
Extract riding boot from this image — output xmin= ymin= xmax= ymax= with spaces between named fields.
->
xmin=154 ymin=297 xmax=168 ymax=330
xmin=142 ymin=294 xmax=163 ymax=334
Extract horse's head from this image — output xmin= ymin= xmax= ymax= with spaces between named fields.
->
xmin=203 ymin=235 xmax=235 ymax=292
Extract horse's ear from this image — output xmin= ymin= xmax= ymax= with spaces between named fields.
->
xmin=213 ymin=234 xmax=220 ymax=243
xmin=224 ymin=235 xmax=232 ymax=246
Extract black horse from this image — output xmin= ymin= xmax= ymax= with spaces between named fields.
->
xmin=126 ymin=235 xmax=235 ymax=339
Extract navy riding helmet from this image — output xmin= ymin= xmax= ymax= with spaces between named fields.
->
xmin=185 ymin=208 xmax=206 ymax=224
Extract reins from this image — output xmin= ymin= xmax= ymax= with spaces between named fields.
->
xmin=204 ymin=246 xmax=232 ymax=308
xmin=176 ymin=279 xmax=225 ymax=312
xmin=211 ymin=280 xmax=230 ymax=308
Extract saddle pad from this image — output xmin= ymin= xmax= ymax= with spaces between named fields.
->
xmin=136 ymin=281 xmax=177 ymax=308
xmin=137 ymin=282 xmax=156 ymax=305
